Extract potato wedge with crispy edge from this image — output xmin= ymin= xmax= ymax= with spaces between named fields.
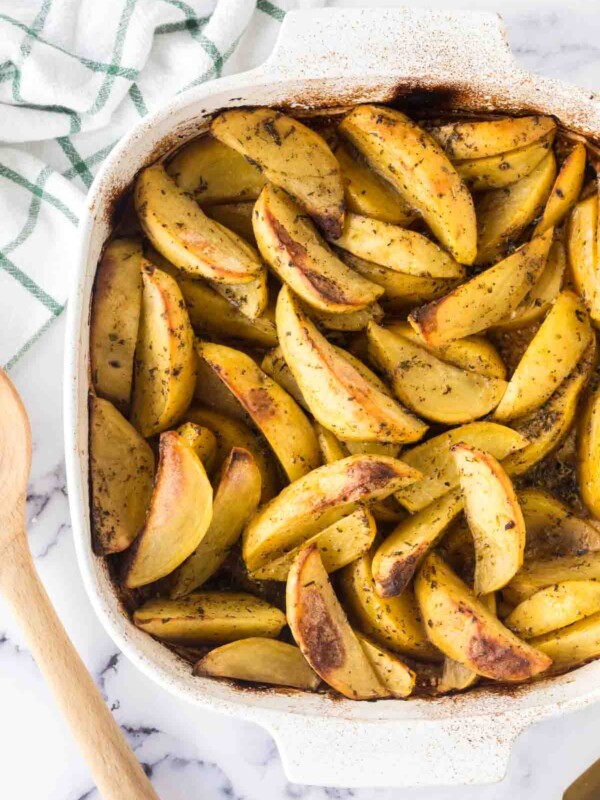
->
xmin=287 ymin=544 xmax=389 ymax=699
xmin=578 ymin=385 xmax=600 ymax=518
xmin=212 ymin=108 xmax=345 ymax=238
xmin=504 ymin=551 xmax=600 ymax=605
xmin=196 ymin=341 xmax=320 ymax=483
xmin=135 ymin=164 xmax=263 ymax=284
xmin=452 ymin=443 xmax=525 ymax=595
xmin=367 ymin=323 xmax=507 ymax=425
xmin=169 ymin=447 xmax=260 ymax=597
xmin=90 ymin=396 xmax=155 ymax=555
xmin=90 ymin=238 xmax=143 ymax=412
xmin=408 ymin=228 xmax=553 ymax=346
xmin=124 ymin=431 xmax=213 ymax=588
xmin=355 ymin=632 xmax=416 ymax=697
xmin=567 ymin=194 xmax=600 ymax=323
xmin=395 ymin=422 xmax=528 ymax=513
xmin=494 ymin=290 xmax=592 ymax=422
xmin=428 ymin=116 xmax=556 ymax=161
xmin=130 ymin=263 xmax=197 ymax=437
xmin=535 ymin=143 xmax=587 ymax=235
xmin=205 ymin=202 xmax=257 ymax=244
xmin=334 ymin=214 xmax=464 ymax=279
xmin=474 ymin=151 xmax=557 ymax=265
xmin=307 ymin=302 xmax=384 ymax=332
xmin=505 ymin=581 xmax=600 ymax=639
xmin=193 ymin=638 xmax=320 ymax=690
xmin=415 ymin=553 xmax=551 ymax=680
xmin=242 ymin=454 xmax=421 ymax=572
xmin=253 ymin=184 xmax=382 ymax=314
xmin=529 ymin=611 xmax=600 ymax=670
xmin=194 ymin=352 xmax=252 ymax=423
xmin=455 ymin=135 xmax=554 ymax=191
xmin=334 ymin=142 xmax=415 ymax=225
xmin=277 ymin=287 xmax=427 ymax=443
xmin=339 ymin=549 xmax=441 ymax=661
xmin=167 ymin=136 xmax=265 ymax=203
xmin=251 ymin=507 xmax=376 ymax=581
xmin=372 ymin=489 xmax=464 ymax=598
xmin=134 ymin=592 xmax=286 ymax=644
xmin=176 ymin=422 xmax=217 ymax=472
xmin=339 ymin=105 xmax=477 ymax=264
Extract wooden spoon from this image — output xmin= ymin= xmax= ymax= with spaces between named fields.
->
xmin=0 ymin=368 xmax=160 ymax=800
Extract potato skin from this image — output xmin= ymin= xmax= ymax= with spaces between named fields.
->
xmin=428 ymin=116 xmax=556 ymax=161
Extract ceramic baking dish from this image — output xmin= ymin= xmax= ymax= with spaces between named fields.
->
xmin=64 ymin=7 xmax=600 ymax=789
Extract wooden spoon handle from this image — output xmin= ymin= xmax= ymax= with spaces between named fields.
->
xmin=0 ymin=531 xmax=160 ymax=800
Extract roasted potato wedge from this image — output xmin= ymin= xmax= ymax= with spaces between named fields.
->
xmin=90 ymin=396 xmax=155 ymax=555
xmin=339 ymin=105 xmax=477 ymax=264
xmin=315 ymin=421 xmax=348 ymax=463
xmin=134 ymin=592 xmax=286 ymax=644
xmin=567 ymin=193 xmax=600 ymax=324
xmin=307 ymin=301 xmax=384 ymax=332
xmin=578 ymin=385 xmax=600 ymax=518
xmin=530 ymin=611 xmax=600 ymax=671
xmin=193 ymin=638 xmax=320 ymax=690
xmin=504 ymin=551 xmax=600 ymax=605
xmin=130 ymin=263 xmax=197 ymax=437
xmin=169 ymin=448 xmax=261 ymax=597
xmin=242 ymin=454 xmax=420 ymax=572
xmin=90 ymin=238 xmax=143 ymax=411
xmin=535 ymin=143 xmax=587 ymax=235
xmin=415 ymin=553 xmax=551 ymax=680
xmin=505 ymin=581 xmax=600 ymax=639
xmin=205 ymin=202 xmax=257 ymax=244
xmin=211 ymin=271 xmax=269 ymax=321
xmin=456 ymin=135 xmax=554 ymax=191
xmin=428 ymin=116 xmax=556 ymax=161
xmin=355 ymin=633 xmax=416 ymax=697
xmin=287 ymin=544 xmax=389 ymax=699
xmin=124 ymin=431 xmax=213 ymax=588
xmin=212 ymin=108 xmax=345 ymax=237
xmin=176 ymin=422 xmax=217 ymax=471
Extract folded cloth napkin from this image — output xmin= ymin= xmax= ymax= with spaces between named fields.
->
xmin=0 ymin=0 xmax=320 ymax=370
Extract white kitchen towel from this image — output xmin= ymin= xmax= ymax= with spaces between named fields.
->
xmin=0 ymin=0 xmax=316 ymax=370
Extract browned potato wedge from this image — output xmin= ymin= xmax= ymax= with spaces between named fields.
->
xmin=367 ymin=323 xmax=507 ymax=424
xmin=494 ymin=290 xmax=592 ymax=422
xmin=504 ymin=551 xmax=600 ymax=605
xmin=287 ymin=544 xmax=389 ymax=699
xmin=395 ymin=422 xmax=528 ymax=512
xmin=408 ymin=229 xmax=553 ymax=346
xmin=194 ymin=351 xmax=256 ymax=424
xmin=372 ymin=489 xmax=463 ymax=598
xmin=167 ymin=136 xmax=265 ymax=203
xmin=212 ymin=108 xmax=345 ymax=238
xmin=428 ymin=116 xmax=556 ymax=161
xmin=242 ymin=454 xmax=420 ymax=572
xmin=415 ymin=553 xmax=551 ymax=680
xmin=456 ymin=135 xmax=554 ymax=191
xmin=253 ymin=184 xmax=382 ymax=313
xmin=339 ymin=105 xmax=477 ymax=264
xmin=535 ymin=143 xmax=587 ymax=234
xmin=196 ymin=341 xmax=320 ymax=483
xmin=567 ymin=194 xmax=600 ymax=323
xmin=338 ymin=549 xmax=441 ymax=661
xmin=169 ymin=448 xmax=261 ymax=597
xmin=210 ymin=271 xmax=269 ymax=322
xmin=307 ymin=302 xmax=384 ymax=332
xmin=579 ymin=385 xmax=600 ymax=518
xmin=277 ymin=287 xmax=427 ymax=443
xmin=355 ymin=633 xmax=416 ymax=697
xmin=90 ymin=396 xmax=154 ymax=555
xmin=130 ymin=263 xmax=197 ymax=437
xmin=90 ymin=238 xmax=143 ymax=411
xmin=334 ymin=214 xmax=464 ymax=279
xmin=505 ymin=581 xmax=600 ymax=639
xmin=193 ymin=638 xmax=320 ymax=690
xmin=452 ymin=443 xmax=525 ymax=594
xmin=124 ymin=431 xmax=213 ymax=588
xmin=530 ymin=611 xmax=600 ymax=670
xmin=134 ymin=592 xmax=286 ymax=644
xmin=176 ymin=422 xmax=217 ymax=472
xmin=205 ymin=202 xmax=257 ymax=244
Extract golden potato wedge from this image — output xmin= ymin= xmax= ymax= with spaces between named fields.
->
xmin=415 ymin=553 xmax=551 ymax=680
xmin=578 ymin=385 xmax=600 ymax=518
xmin=253 ymin=184 xmax=382 ymax=314
xmin=242 ymin=454 xmax=420 ymax=572
xmin=251 ymin=507 xmax=376 ymax=581
xmin=408 ymin=229 xmax=553 ymax=346
xmin=134 ymin=592 xmax=286 ymax=644
xmin=494 ymin=290 xmax=592 ymax=422
xmin=211 ymin=270 xmax=269 ymax=321
xmin=169 ymin=447 xmax=261 ymax=597
xmin=90 ymin=396 xmax=155 ymax=555
xmin=334 ymin=142 xmax=415 ymax=225
xmin=277 ymin=287 xmax=427 ymax=443
xmin=212 ymin=108 xmax=345 ymax=238
xmin=475 ymin=151 xmax=557 ymax=265
xmin=167 ymin=135 xmax=265 ymax=203
xmin=504 ymin=551 xmax=600 ymax=605
xmin=315 ymin=421 xmax=348 ymax=463
xmin=372 ymin=489 xmax=463 ymax=598
xmin=344 ymin=440 xmax=400 ymax=458
xmin=367 ymin=323 xmax=507 ymax=424
xmin=567 ymin=194 xmax=600 ymax=323
xmin=334 ymin=214 xmax=464 ymax=279
xmin=124 ymin=430 xmax=213 ymax=588
xmin=260 ymin=345 xmax=308 ymax=409
xmin=193 ymin=638 xmax=320 ymax=690
xmin=135 ymin=164 xmax=263 ymax=284
xmin=535 ymin=143 xmax=587 ymax=234
xmin=338 ymin=549 xmax=440 ymax=661
xmin=452 ymin=443 xmax=525 ymax=594
xmin=505 ymin=581 xmax=600 ymax=639
xmin=196 ymin=341 xmax=320 ymax=482
xmin=194 ymin=352 xmax=254 ymax=424
xmin=339 ymin=105 xmax=477 ymax=264
xmin=428 ymin=116 xmax=556 ymax=161
xmin=205 ymin=202 xmax=257 ymax=244
xmin=530 ymin=611 xmax=600 ymax=670
xmin=176 ymin=422 xmax=217 ymax=472
xmin=355 ymin=632 xmax=416 ymax=697
xmin=456 ymin=135 xmax=554 ymax=191
xmin=130 ymin=263 xmax=197 ymax=437
xmin=90 ymin=238 xmax=143 ymax=411
xmin=307 ymin=302 xmax=384 ymax=332
xmin=395 ymin=422 xmax=528 ymax=512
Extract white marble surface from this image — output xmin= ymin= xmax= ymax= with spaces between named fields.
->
xmin=4 ymin=2 xmax=600 ymax=798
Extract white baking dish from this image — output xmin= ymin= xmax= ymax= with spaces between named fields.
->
xmin=64 ymin=7 xmax=600 ymax=789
